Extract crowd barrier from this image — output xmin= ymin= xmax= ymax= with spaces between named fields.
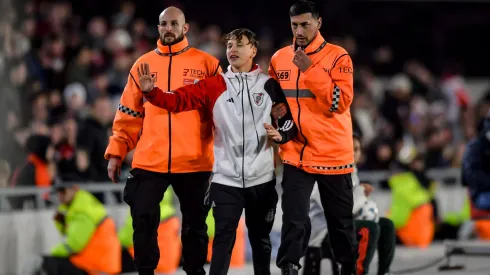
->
xmin=0 ymin=168 xmax=468 ymax=274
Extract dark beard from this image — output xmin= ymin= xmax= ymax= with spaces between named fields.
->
xmin=160 ymin=33 xmax=185 ymax=46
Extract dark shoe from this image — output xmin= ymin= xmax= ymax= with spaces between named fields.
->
xmin=281 ymin=263 xmax=299 ymax=275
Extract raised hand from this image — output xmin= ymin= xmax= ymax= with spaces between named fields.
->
xmin=137 ymin=62 xmax=156 ymax=93
xmin=292 ymin=48 xmax=312 ymax=72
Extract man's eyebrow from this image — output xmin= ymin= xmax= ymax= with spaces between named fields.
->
xmin=160 ymin=19 xmax=180 ymax=23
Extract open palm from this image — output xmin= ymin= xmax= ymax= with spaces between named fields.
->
xmin=137 ymin=62 xmax=155 ymax=93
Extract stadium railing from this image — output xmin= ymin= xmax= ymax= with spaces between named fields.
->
xmin=0 ymin=167 xmax=463 ymax=211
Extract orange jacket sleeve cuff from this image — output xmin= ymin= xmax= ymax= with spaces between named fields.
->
xmin=104 ymin=136 xmax=128 ymax=160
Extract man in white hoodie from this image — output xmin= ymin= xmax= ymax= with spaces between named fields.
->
xmin=304 ymin=134 xmax=396 ymax=275
xmin=138 ymin=28 xmax=297 ymax=275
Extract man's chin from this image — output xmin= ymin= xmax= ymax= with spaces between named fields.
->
xmin=296 ymin=41 xmax=308 ymax=47
xmin=162 ymin=38 xmax=175 ymax=45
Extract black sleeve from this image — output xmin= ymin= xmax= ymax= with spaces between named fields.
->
xmin=76 ymin=123 xmax=94 ymax=153
xmin=9 ymin=163 xmax=36 ymax=210
xmin=264 ymin=78 xmax=297 ymax=144
xmin=16 ymin=163 xmax=36 ymax=186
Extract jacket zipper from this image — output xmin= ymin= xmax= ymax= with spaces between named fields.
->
xmin=296 ymin=69 xmax=308 ymax=166
xmin=244 ymin=76 xmax=260 ymax=153
xmin=167 ymin=46 xmax=173 ymax=173
xmin=240 ymin=75 xmax=246 ymax=188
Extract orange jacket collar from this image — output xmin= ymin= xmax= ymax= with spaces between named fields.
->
xmin=156 ymin=36 xmax=189 ymax=54
xmin=292 ymin=32 xmax=326 ymax=54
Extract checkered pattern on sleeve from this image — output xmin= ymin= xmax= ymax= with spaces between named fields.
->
xmin=311 ymin=163 xmax=354 ymax=171
xmin=329 ymin=86 xmax=341 ymax=112
xmin=118 ymin=104 xmax=144 ymax=118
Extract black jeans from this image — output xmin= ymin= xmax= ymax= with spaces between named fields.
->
xmin=209 ymin=180 xmax=278 ymax=275
xmin=277 ymin=164 xmax=357 ymax=273
xmin=123 ymin=168 xmax=211 ymax=275
xmin=121 ymin=247 xmax=137 ymax=273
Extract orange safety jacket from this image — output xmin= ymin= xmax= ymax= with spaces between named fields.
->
xmin=105 ymin=37 xmax=222 ymax=173
xmin=269 ymin=32 xmax=354 ymax=175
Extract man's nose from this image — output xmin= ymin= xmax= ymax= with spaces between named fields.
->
xmin=165 ymin=25 xmax=172 ymax=32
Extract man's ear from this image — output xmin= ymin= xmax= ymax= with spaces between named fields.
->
xmin=317 ymin=17 xmax=322 ymax=30
xmin=251 ymin=47 xmax=257 ymax=59
xmin=183 ymin=23 xmax=189 ymax=35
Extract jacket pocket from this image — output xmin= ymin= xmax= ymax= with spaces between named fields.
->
xmin=245 ymin=148 xmax=274 ymax=179
xmin=215 ymin=149 xmax=240 ymax=178
xmin=123 ymin=169 xmax=141 ymax=206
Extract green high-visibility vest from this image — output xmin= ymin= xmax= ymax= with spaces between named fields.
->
xmin=388 ymin=172 xmax=432 ymax=229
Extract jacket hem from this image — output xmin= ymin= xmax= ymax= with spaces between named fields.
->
xmin=282 ymin=160 xmax=354 ymax=175
xmin=212 ymin=172 xmax=275 ymax=188
xmin=132 ymin=163 xmax=213 ymax=174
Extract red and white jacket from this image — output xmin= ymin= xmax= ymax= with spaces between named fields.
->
xmin=144 ymin=65 xmax=297 ymax=188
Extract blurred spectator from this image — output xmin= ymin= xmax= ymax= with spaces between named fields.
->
xmin=0 ymin=160 xmax=11 ymax=188
xmin=381 ymin=74 xmax=412 ymax=141
xmin=87 ymin=16 xmax=108 ymax=50
xmin=10 ymin=134 xmax=55 ymax=187
xmin=9 ymin=134 xmax=55 ymax=209
xmin=77 ymin=96 xmax=114 ymax=182
xmin=51 ymin=117 xmax=85 ymax=181
xmin=65 ymin=46 xmax=92 ymax=87
xmin=63 ymin=82 xmax=88 ymax=119
xmin=112 ymin=1 xmax=136 ymax=28
xmin=476 ymin=90 xmax=490 ymax=132
xmin=199 ymin=25 xmax=226 ymax=65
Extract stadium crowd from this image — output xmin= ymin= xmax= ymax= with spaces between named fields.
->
xmin=0 ymin=0 xmax=489 ymax=196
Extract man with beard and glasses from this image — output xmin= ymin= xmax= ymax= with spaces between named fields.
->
xmin=268 ymin=1 xmax=357 ymax=274
xmin=105 ymin=6 xmax=222 ymax=275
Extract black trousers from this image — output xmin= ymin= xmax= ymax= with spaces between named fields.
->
xmin=208 ymin=180 xmax=278 ymax=275
xmin=38 ymin=256 xmax=87 ymax=275
xmin=121 ymin=247 xmax=137 ymax=273
xmin=277 ymin=164 xmax=357 ymax=273
xmin=123 ymin=168 xmax=211 ymax=275
xmin=376 ymin=217 xmax=396 ymax=275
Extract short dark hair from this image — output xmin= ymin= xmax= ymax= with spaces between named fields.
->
xmin=222 ymin=28 xmax=259 ymax=48
xmin=289 ymin=0 xmax=319 ymax=18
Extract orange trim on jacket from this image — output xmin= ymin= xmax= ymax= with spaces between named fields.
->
xmin=269 ymin=33 xmax=354 ymax=175
xmin=105 ymin=37 xmax=222 ymax=173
